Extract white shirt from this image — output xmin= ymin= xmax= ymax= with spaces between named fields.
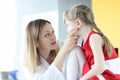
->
xmin=24 ymin=40 xmax=65 ymax=80
xmin=24 ymin=57 xmax=65 ymax=80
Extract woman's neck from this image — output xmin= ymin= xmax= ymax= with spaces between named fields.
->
xmin=39 ymin=50 xmax=50 ymax=60
xmin=46 ymin=55 xmax=55 ymax=64
xmin=39 ymin=50 xmax=55 ymax=64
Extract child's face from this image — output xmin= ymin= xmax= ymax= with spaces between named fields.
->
xmin=65 ymin=20 xmax=78 ymax=33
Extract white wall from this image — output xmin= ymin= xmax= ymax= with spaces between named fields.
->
xmin=0 ymin=0 xmax=16 ymax=72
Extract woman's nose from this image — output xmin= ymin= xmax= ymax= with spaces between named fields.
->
xmin=50 ymin=34 xmax=56 ymax=40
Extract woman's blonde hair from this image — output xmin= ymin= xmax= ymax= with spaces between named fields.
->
xmin=23 ymin=19 xmax=59 ymax=72
xmin=64 ymin=5 xmax=112 ymax=57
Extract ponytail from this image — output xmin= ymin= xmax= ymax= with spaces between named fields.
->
xmin=92 ymin=22 xmax=112 ymax=57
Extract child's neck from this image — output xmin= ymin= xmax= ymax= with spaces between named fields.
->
xmin=80 ymin=26 xmax=92 ymax=41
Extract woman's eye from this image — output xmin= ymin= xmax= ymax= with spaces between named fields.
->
xmin=45 ymin=33 xmax=51 ymax=37
xmin=45 ymin=34 xmax=49 ymax=37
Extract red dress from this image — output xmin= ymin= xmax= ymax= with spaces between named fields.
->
xmin=81 ymin=31 xmax=120 ymax=80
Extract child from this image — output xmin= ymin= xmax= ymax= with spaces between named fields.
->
xmin=64 ymin=4 xmax=120 ymax=80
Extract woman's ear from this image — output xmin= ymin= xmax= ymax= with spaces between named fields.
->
xmin=35 ymin=41 xmax=39 ymax=47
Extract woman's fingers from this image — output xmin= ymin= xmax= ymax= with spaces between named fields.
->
xmin=68 ymin=27 xmax=79 ymax=37
xmin=69 ymin=28 xmax=79 ymax=45
xmin=73 ymin=35 xmax=79 ymax=44
xmin=62 ymin=27 xmax=80 ymax=53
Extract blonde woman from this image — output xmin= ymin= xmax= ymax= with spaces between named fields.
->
xmin=22 ymin=19 xmax=79 ymax=80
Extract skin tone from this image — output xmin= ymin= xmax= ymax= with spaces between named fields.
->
xmin=36 ymin=23 xmax=80 ymax=70
xmin=54 ymin=27 xmax=80 ymax=70
xmin=66 ymin=20 xmax=78 ymax=33
xmin=65 ymin=19 xmax=105 ymax=80
xmin=37 ymin=23 xmax=57 ymax=64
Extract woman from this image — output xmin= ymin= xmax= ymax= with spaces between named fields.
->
xmin=22 ymin=19 xmax=79 ymax=80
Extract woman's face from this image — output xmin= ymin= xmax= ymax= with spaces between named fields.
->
xmin=37 ymin=23 xmax=57 ymax=51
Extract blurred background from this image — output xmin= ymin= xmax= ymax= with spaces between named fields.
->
xmin=0 ymin=0 xmax=119 ymax=80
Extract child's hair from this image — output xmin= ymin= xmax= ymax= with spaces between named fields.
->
xmin=23 ymin=19 xmax=60 ymax=72
xmin=64 ymin=4 xmax=112 ymax=57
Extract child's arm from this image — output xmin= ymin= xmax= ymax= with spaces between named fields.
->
xmin=80 ymin=34 xmax=105 ymax=80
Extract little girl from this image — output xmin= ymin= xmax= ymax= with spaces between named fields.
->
xmin=64 ymin=4 xmax=120 ymax=80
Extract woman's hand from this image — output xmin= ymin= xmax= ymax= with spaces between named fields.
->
xmin=54 ymin=28 xmax=79 ymax=70
xmin=62 ymin=28 xmax=79 ymax=53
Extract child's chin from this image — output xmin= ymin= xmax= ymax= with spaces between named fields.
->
xmin=67 ymin=30 xmax=72 ymax=34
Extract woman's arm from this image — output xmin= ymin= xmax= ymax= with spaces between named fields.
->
xmin=80 ymin=34 xmax=105 ymax=80
xmin=54 ymin=28 xmax=79 ymax=70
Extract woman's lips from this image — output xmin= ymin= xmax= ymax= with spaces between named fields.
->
xmin=51 ymin=41 xmax=56 ymax=45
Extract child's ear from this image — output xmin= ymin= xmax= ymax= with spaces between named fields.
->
xmin=76 ymin=19 xmax=81 ymax=28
